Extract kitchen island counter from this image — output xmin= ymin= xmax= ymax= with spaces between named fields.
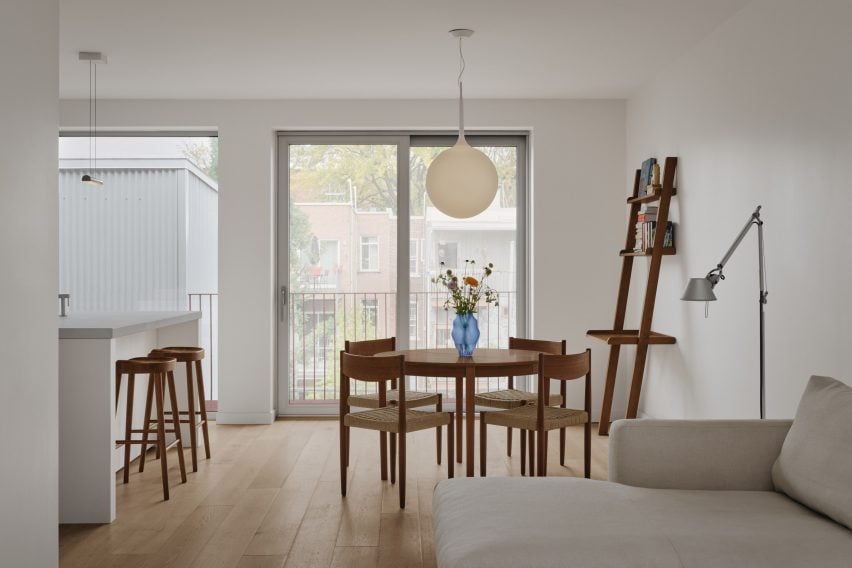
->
xmin=59 ymin=311 xmax=201 ymax=523
xmin=59 ymin=310 xmax=201 ymax=339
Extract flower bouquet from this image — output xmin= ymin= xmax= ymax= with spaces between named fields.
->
xmin=432 ymin=259 xmax=498 ymax=356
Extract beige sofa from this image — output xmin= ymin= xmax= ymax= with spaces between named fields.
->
xmin=433 ymin=419 xmax=852 ymax=567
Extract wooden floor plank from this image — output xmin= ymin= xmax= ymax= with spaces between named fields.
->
xmin=244 ymin=425 xmax=334 ymax=556
xmin=191 ymin=488 xmax=279 ymax=568
xmin=377 ymin=512 xmax=421 ymax=568
xmin=336 ymin=429 xmax=383 ymax=547
xmin=282 ymin=480 xmax=343 ymax=568
xmin=60 ymin=420 xmax=609 ymax=568
xmin=330 ymin=546 xmax=379 ymax=568
xmin=139 ymin=505 xmax=232 ymax=568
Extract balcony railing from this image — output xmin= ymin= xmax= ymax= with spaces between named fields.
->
xmin=288 ymin=291 xmax=518 ymax=404
xmin=187 ymin=292 xmax=219 ymax=406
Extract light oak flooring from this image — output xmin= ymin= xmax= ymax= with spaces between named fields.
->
xmin=59 ymin=419 xmax=609 ymax=568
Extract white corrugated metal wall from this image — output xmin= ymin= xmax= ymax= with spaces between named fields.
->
xmin=59 ymin=160 xmax=218 ymax=309
xmin=59 ymin=167 xmax=184 ymax=310
xmin=185 ymin=169 xmax=218 ymax=293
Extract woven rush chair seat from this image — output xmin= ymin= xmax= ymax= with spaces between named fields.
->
xmin=349 ymin=389 xmax=440 ymax=409
xmin=344 ymin=407 xmax=451 ymax=434
xmin=474 ymin=389 xmax=563 ymax=409
xmin=483 ymin=405 xmax=588 ymax=431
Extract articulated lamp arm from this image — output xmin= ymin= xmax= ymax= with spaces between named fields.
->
xmin=687 ymin=205 xmax=768 ymax=303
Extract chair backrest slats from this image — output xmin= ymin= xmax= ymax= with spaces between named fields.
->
xmin=539 ymin=350 xmax=590 ymax=382
xmin=344 ymin=337 xmax=396 ymax=356
xmin=509 ymin=336 xmax=566 ymax=355
xmin=340 ymin=352 xmax=404 ymax=382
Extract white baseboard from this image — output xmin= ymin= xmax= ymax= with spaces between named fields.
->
xmin=215 ymin=410 xmax=276 ymax=425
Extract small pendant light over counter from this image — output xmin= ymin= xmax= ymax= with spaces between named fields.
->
xmin=425 ymin=29 xmax=498 ymax=219
xmin=79 ymin=51 xmax=107 ymax=187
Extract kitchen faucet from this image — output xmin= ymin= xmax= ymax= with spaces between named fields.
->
xmin=59 ymin=293 xmax=70 ymax=317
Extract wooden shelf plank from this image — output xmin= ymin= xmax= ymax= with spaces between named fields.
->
xmin=619 ymin=247 xmax=676 ymax=257
xmin=586 ymin=329 xmax=677 ymax=345
xmin=626 ymin=188 xmax=677 ymax=205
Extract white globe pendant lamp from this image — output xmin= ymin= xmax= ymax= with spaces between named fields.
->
xmin=426 ymin=29 xmax=498 ymax=219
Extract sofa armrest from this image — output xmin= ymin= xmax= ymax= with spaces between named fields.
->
xmin=608 ymin=419 xmax=792 ymax=491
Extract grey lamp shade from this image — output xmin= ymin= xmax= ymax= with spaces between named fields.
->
xmin=681 ymin=277 xmax=717 ymax=301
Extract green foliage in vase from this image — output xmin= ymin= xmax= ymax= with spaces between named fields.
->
xmin=432 ymin=259 xmax=499 ymax=315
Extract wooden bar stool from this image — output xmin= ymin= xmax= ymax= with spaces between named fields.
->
xmin=148 ymin=346 xmax=212 ymax=472
xmin=115 ymin=356 xmax=187 ymax=501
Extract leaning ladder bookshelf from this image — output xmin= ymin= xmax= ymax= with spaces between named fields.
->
xmin=588 ymin=156 xmax=678 ymax=435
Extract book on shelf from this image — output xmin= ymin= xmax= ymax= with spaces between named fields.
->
xmin=636 ymin=204 xmax=658 ymax=224
xmin=638 ymin=158 xmax=656 ymax=196
xmin=633 ymin=221 xmax=675 ymax=253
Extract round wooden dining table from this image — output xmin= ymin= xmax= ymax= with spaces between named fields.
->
xmin=376 ymin=348 xmax=540 ymax=477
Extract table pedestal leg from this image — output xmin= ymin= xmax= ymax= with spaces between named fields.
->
xmin=466 ymin=366 xmax=475 ymax=477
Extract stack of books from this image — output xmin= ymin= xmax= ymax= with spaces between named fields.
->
xmin=634 ymin=205 xmax=674 ymax=252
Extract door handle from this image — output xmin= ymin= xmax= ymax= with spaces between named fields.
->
xmin=279 ymin=285 xmax=287 ymax=321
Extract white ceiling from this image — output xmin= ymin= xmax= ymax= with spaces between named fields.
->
xmin=59 ymin=0 xmax=750 ymax=100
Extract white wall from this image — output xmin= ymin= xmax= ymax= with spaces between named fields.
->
xmin=0 ymin=1 xmax=59 ymax=566
xmin=60 ymin=99 xmax=627 ymax=423
xmin=627 ymin=0 xmax=852 ymax=420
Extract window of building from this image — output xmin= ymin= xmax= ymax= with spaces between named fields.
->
xmin=360 ymin=236 xmax=379 ymax=271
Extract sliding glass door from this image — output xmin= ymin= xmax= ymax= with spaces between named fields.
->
xmin=277 ymin=133 xmax=527 ymax=415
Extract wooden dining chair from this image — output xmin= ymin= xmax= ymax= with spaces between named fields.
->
xmin=473 ymin=337 xmax=568 ymax=474
xmin=340 ymin=352 xmax=454 ymax=508
xmin=479 ymin=349 xmax=591 ymax=479
xmin=344 ymin=337 xmax=443 ymax=483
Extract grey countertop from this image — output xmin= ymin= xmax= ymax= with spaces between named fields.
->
xmin=58 ymin=311 xmax=202 ymax=339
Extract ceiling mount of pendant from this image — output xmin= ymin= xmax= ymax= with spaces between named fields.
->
xmin=78 ymin=51 xmax=108 ymax=64
xmin=449 ymin=28 xmax=474 ymax=39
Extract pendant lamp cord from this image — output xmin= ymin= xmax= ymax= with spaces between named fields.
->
xmin=94 ymin=60 xmax=97 ymax=173
xmin=88 ymin=60 xmax=98 ymax=174
xmin=457 ymin=36 xmax=466 ymax=141
xmin=89 ymin=60 xmax=93 ymax=173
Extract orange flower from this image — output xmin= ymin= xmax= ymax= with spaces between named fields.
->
xmin=463 ymin=276 xmax=479 ymax=287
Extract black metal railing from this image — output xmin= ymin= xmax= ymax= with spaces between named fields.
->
xmin=288 ymin=291 xmax=517 ymax=404
xmin=187 ymin=292 xmax=219 ymax=404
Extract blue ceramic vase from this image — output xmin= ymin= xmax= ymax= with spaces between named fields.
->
xmin=451 ymin=313 xmax=480 ymax=357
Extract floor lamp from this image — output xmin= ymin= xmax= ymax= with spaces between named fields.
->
xmin=681 ymin=205 xmax=768 ymax=419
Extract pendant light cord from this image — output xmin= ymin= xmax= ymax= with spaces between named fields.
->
xmin=89 ymin=60 xmax=93 ymax=173
xmin=94 ymin=60 xmax=97 ymax=172
xmin=457 ymin=36 xmax=466 ymax=141
xmin=87 ymin=60 xmax=98 ymax=173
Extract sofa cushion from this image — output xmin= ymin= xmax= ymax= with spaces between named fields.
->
xmin=433 ymin=477 xmax=852 ymax=568
xmin=772 ymin=375 xmax=852 ymax=530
